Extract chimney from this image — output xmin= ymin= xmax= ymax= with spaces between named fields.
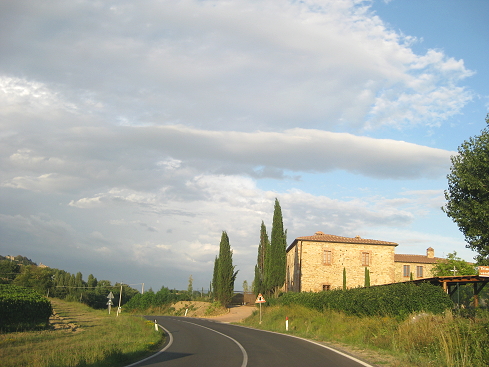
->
xmin=427 ymin=247 xmax=434 ymax=258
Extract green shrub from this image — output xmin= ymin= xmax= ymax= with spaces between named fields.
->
xmin=0 ymin=284 xmax=52 ymax=331
xmin=270 ymin=282 xmax=452 ymax=319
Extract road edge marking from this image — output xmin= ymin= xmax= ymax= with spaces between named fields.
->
xmin=123 ymin=322 xmax=173 ymax=367
xmin=226 ymin=322 xmax=374 ymax=367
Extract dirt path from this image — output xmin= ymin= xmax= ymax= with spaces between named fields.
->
xmin=205 ymin=305 xmax=255 ymax=323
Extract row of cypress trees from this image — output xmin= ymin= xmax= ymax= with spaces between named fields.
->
xmin=210 ymin=198 xmax=287 ymax=305
xmin=253 ymin=198 xmax=287 ymax=298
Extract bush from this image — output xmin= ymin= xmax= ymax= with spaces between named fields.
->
xmin=270 ymin=282 xmax=452 ymax=319
xmin=0 ymin=284 xmax=52 ymax=331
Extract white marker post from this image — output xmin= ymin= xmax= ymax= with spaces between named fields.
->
xmin=117 ymin=284 xmax=123 ymax=317
xmin=286 ymin=316 xmax=289 ymax=331
xmin=255 ymin=293 xmax=266 ymax=324
xmin=107 ymin=291 xmax=115 ymax=314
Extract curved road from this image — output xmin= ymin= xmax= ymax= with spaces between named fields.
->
xmin=126 ymin=316 xmax=373 ymax=367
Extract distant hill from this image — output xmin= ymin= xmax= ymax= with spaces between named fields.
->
xmin=0 ymin=255 xmax=37 ymax=266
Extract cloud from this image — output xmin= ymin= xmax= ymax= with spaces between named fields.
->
xmin=0 ymin=1 xmax=473 ymax=131
xmin=0 ymin=0 xmax=476 ymax=289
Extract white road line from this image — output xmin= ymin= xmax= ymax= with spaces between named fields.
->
xmin=123 ymin=322 xmax=174 ymax=367
xmin=179 ymin=319 xmax=248 ymax=367
xmin=230 ymin=323 xmax=374 ymax=367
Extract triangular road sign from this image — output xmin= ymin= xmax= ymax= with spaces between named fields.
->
xmin=255 ymin=293 xmax=266 ymax=303
xmin=107 ymin=291 xmax=114 ymax=299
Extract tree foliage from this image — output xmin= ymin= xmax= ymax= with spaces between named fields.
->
xmin=443 ymin=115 xmax=489 ymax=264
xmin=431 ymin=252 xmax=476 ymax=276
xmin=266 ymin=198 xmax=287 ymax=297
xmin=214 ymin=231 xmax=238 ymax=306
xmin=253 ymin=199 xmax=287 ymax=297
xmin=253 ymin=221 xmax=269 ymax=295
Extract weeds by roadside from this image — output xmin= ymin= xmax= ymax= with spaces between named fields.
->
xmin=241 ymin=304 xmax=489 ymax=367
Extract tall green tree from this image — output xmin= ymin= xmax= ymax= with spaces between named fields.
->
xmin=0 ymin=260 xmax=20 ymax=283
xmin=253 ymin=221 xmax=270 ymax=295
xmin=364 ymin=267 xmax=370 ymax=287
xmin=215 ymin=231 xmax=238 ymax=306
xmin=266 ymin=198 xmax=287 ymax=297
xmin=443 ymin=114 xmax=489 ymax=264
xmin=211 ymin=255 xmax=219 ymax=299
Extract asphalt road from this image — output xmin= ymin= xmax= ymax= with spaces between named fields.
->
xmin=126 ymin=316 xmax=374 ymax=367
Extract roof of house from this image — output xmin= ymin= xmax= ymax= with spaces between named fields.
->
xmin=287 ymin=231 xmax=398 ymax=252
xmin=394 ymin=254 xmax=443 ymax=264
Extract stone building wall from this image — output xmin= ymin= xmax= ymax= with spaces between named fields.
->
xmin=394 ymin=261 xmax=437 ymax=282
xmin=298 ymin=241 xmax=396 ymax=291
xmin=286 ymin=233 xmax=398 ymax=292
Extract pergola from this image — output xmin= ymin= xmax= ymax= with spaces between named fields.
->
xmin=411 ymin=275 xmax=489 ymax=307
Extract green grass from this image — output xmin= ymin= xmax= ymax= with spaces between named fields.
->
xmin=241 ymin=304 xmax=489 ymax=367
xmin=0 ymin=299 xmax=163 ymax=367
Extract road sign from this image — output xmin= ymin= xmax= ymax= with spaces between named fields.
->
xmin=107 ymin=300 xmax=113 ymax=305
xmin=255 ymin=293 xmax=266 ymax=303
xmin=107 ymin=291 xmax=114 ymax=299
xmin=479 ymin=266 xmax=489 ymax=277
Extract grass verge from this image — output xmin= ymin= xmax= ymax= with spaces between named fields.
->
xmin=0 ymin=299 xmax=163 ymax=367
xmin=241 ymin=304 xmax=489 ymax=367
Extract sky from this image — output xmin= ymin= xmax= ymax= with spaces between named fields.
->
xmin=1 ymin=0 xmax=488 ymax=292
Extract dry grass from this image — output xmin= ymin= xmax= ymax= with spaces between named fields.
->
xmin=241 ymin=305 xmax=489 ymax=367
xmin=0 ymin=299 xmax=163 ymax=367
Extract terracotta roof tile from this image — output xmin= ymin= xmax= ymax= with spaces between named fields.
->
xmin=287 ymin=232 xmax=398 ymax=252
xmin=394 ymin=254 xmax=444 ymax=264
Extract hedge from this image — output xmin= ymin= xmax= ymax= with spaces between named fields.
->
xmin=269 ymin=282 xmax=453 ymax=319
xmin=0 ymin=284 xmax=52 ymax=331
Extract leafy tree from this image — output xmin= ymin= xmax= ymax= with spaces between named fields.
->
xmin=87 ymin=274 xmax=97 ymax=288
xmin=253 ymin=221 xmax=270 ymax=295
xmin=187 ymin=275 xmax=193 ymax=297
xmin=266 ymin=198 xmax=287 ymax=297
xmin=215 ymin=231 xmax=238 ymax=306
xmin=443 ymin=115 xmax=489 ymax=264
xmin=243 ymin=280 xmax=249 ymax=293
xmin=431 ymin=251 xmax=476 ymax=276
xmin=0 ymin=260 xmax=20 ymax=283
xmin=13 ymin=265 xmax=54 ymax=295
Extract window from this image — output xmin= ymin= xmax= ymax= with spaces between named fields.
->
xmin=416 ymin=266 xmax=423 ymax=278
xmin=403 ymin=265 xmax=411 ymax=277
xmin=323 ymin=250 xmax=332 ymax=265
xmin=322 ymin=284 xmax=331 ymax=291
xmin=361 ymin=252 xmax=370 ymax=266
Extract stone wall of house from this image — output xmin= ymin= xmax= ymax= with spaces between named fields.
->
xmin=290 ymin=240 xmax=396 ymax=292
xmin=394 ymin=262 xmax=437 ymax=282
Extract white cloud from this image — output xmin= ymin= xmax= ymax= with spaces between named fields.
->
xmin=0 ymin=1 xmax=473 ymax=131
xmin=0 ymin=0 xmax=477 ymax=289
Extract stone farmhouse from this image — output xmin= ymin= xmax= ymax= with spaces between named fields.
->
xmin=286 ymin=231 xmax=444 ymax=292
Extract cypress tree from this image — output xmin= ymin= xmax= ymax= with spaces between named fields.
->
xmin=267 ymin=198 xmax=287 ymax=297
xmin=253 ymin=221 xmax=269 ymax=295
xmin=364 ymin=267 xmax=370 ymax=287
xmin=216 ymin=231 xmax=238 ymax=306
xmin=211 ymin=255 xmax=219 ymax=300
xmin=343 ymin=267 xmax=347 ymax=291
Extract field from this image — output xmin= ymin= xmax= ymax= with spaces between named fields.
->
xmin=241 ymin=304 xmax=489 ymax=367
xmin=0 ymin=299 xmax=163 ymax=367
